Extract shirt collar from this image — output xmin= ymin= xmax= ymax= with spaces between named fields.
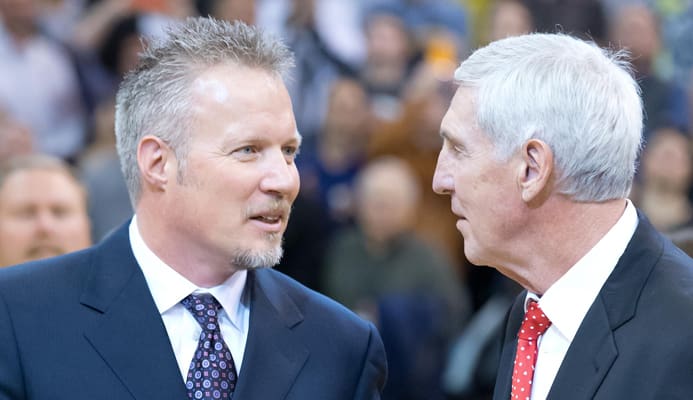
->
xmin=527 ymin=199 xmax=638 ymax=341
xmin=129 ymin=216 xmax=248 ymax=331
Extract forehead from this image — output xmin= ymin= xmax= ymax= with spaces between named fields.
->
xmin=0 ymin=169 xmax=84 ymax=205
xmin=188 ymin=65 xmax=297 ymax=137
xmin=441 ymin=87 xmax=480 ymax=136
xmin=190 ymin=65 xmax=285 ymax=104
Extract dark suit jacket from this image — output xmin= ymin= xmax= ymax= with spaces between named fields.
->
xmin=0 ymin=223 xmax=387 ymax=399
xmin=494 ymin=214 xmax=693 ymax=399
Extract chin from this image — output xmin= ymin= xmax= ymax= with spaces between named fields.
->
xmin=231 ymin=244 xmax=283 ymax=270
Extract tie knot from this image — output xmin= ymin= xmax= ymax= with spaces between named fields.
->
xmin=518 ymin=300 xmax=551 ymax=341
xmin=181 ymin=293 xmax=223 ymax=331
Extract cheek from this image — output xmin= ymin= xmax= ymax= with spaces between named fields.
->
xmin=289 ymin=168 xmax=301 ymax=200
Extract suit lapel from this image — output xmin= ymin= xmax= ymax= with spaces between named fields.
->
xmin=493 ymin=295 xmax=527 ymax=400
xmin=233 ymin=270 xmax=309 ymax=399
xmin=546 ymin=299 xmax=617 ymax=399
xmin=547 ymin=213 xmax=663 ymax=399
xmin=80 ymin=223 xmax=186 ymax=400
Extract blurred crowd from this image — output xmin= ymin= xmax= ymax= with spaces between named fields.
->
xmin=1 ymin=0 xmax=692 ymax=399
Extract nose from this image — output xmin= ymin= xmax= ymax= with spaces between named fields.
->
xmin=34 ymin=209 xmax=59 ymax=236
xmin=259 ymin=149 xmax=300 ymax=197
xmin=432 ymin=152 xmax=453 ymax=195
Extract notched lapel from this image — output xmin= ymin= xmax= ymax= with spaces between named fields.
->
xmin=547 ymin=299 xmax=617 ymax=400
xmin=80 ymin=224 xmax=186 ymax=400
xmin=548 ymin=214 xmax=662 ymax=399
xmin=233 ymin=271 xmax=309 ymax=399
xmin=493 ymin=295 xmax=525 ymax=400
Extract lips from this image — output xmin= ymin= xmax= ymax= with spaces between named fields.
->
xmin=247 ymin=203 xmax=291 ymax=232
xmin=451 ymin=206 xmax=465 ymax=220
xmin=251 ymin=215 xmax=282 ymax=224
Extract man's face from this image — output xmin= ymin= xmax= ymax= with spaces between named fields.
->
xmin=165 ymin=65 xmax=300 ymax=270
xmin=432 ymin=87 xmax=524 ymax=267
xmin=0 ymin=168 xmax=91 ymax=267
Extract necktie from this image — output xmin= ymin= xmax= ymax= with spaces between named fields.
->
xmin=510 ymin=300 xmax=551 ymax=400
xmin=181 ymin=293 xmax=238 ymax=399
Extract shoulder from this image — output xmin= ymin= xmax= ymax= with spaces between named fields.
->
xmin=648 ymin=239 xmax=693 ymax=304
xmin=252 ymin=268 xmax=375 ymax=334
xmin=0 ymin=247 xmax=95 ymax=297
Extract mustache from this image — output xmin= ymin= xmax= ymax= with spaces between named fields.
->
xmin=245 ymin=199 xmax=293 ymax=219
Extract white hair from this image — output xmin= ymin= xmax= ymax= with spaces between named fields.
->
xmin=454 ymin=33 xmax=643 ymax=202
xmin=115 ymin=17 xmax=294 ymax=206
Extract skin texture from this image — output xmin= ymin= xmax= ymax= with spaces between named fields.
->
xmin=432 ymin=87 xmax=527 ymax=268
xmin=136 ymin=65 xmax=301 ymax=288
xmin=433 ymin=86 xmax=627 ymax=294
xmin=0 ymin=168 xmax=91 ymax=267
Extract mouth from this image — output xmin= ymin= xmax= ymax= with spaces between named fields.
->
xmin=250 ymin=215 xmax=282 ymax=224
xmin=451 ymin=207 xmax=465 ymax=220
xmin=248 ymin=208 xmax=289 ymax=233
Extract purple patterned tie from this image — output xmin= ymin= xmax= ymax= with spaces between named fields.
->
xmin=181 ymin=293 xmax=238 ymax=399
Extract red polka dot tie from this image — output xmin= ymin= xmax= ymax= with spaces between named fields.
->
xmin=510 ymin=300 xmax=551 ymax=400
xmin=181 ymin=293 xmax=237 ymax=400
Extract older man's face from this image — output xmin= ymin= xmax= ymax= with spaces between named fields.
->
xmin=432 ymin=87 xmax=525 ymax=267
xmin=0 ymin=168 xmax=91 ymax=267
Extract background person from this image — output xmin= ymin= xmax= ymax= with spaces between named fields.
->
xmin=0 ymin=154 xmax=91 ymax=267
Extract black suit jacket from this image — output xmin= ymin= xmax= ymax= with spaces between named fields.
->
xmin=494 ymin=214 xmax=693 ymax=399
xmin=0 ymin=223 xmax=387 ymax=399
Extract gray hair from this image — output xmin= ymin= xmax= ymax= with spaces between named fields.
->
xmin=454 ymin=33 xmax=643 ymax=202
xmin=115 ymin=17 xmax=294 ymax=205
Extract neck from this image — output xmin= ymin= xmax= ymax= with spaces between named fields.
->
xmin=136 ymin=203 xmax=238 ymax=288
xmin=499 ymin=197 xmax=628 ymax=295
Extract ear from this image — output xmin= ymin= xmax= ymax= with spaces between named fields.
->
xmin=518 ymin=138 xmax=553 ymax=203
xmin=137 ymin=135 xmax=173 ymax=193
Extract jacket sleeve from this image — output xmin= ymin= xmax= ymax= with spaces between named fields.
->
xmin=352 ymin=322 xmax=387 ymax=400
xmin=0 ymin=292 xmax=26 ymax=400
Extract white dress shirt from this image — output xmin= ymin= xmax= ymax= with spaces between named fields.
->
xmin=129 ymin=216 xmax=250 ymax=381
xmin=527 ymin=200 xmax=639 ymax=399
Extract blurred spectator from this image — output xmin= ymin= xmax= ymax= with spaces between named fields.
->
xmin=323 ymin=156 xmax=469 ymax=400
xmin=632 ymin=126 xmax=693 ymax=232
xmin=360 ymin=7 xmax=416 ymax=121
xmin=257 ymin=0 xmax=365 ymax=68
xmin=196 ymin=0 xmax=255 ymax=24
xmin=610 ymin=4 xmax=690 ymax=139
xmin=276 ymin=191 xmax=331 ymax=292
xmin=70 ymin=0 xmax=197 ymax=107
xmin=0 ymin=0 xmax=89 ymax=160
xmin=522 ymin=0 xmax=607 ymax=43
xmin=443 ymin=275 xmax=521 ymax=400
xmin=258 ymin=0 xmax=358 ymax=140
xmin=77 ymin=97 xmax=131 ymax=241
xmin=299 ymin=77 xmax=373 ymax=228
xmin=368 ymin=63 xmax=466 ymax=269
xmin=93 ymin=13 xmax=146 ymax=98
xmin=0 ymin=109 xmax=33 ymax=162
xmin=72 ymin=0 xmax=197 ymax=52
xmin=487 ymin=0 xmax=533 ymax=42
xmin=0 ymin=154 xmax=91 ymax=267
xmin=36 ymin=0 xmax=87 ymax=44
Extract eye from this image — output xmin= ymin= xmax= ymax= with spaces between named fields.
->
xmin=238 ymin=146 xmax=256 ymax=155
xmin=231 ymin=145 xmax=259 ymax=160
xmin=12 ymin=207 xmax=35 ymax=219
xmin=52 ymin=205 xmax=71 ymax=219
xmin=283 ymin=145 xmax=300 ymax=161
